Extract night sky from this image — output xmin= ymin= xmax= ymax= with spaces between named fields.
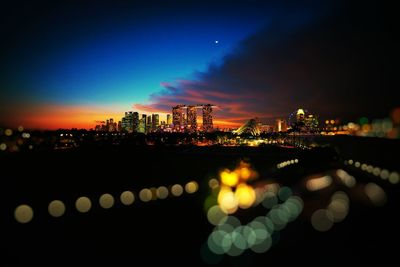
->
xmin=0 ymin=0 xmax=397 ymax=129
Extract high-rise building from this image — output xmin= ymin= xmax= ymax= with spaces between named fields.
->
xmin=132 ymin=112 xmax=139 ymax=132
xmin=166 ymin=114 xmax=172 ymax=125
xmin=117 ymin=121 xmax=122 ymax=132
xmin=296 ymin=109 xmax=305 ymax=123
xmin=122 ymin=111 xmax=134 ymax=132
xmin=152 ymin=114 xmax=159 ymax=130
xmin=202 ymin=104 xmax=213 ymax=132
xmin=275 ymin=119 xmax=287 ymax=132
xmin=187 ymin=105 xmax=197 ymax=132
xmin=172 ymin=105 xmax=185 ymax=129
xmin=138 ymin=114 xmax=146 ymax=133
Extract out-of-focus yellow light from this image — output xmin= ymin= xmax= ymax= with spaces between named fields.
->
xmin=139 ymin=188 xmax=152 ymax=202
xmin=389 ymin=172 xmax=399 ymax=184
xmin=171 ymin=184 xmax=183 ymax=197
xmin=18 ymin=126 xmax=24 ymax=132
xmin=48 ymin=200 xmax=66 ymax=217
xmin=75 ymin=196 xmax=92 ymax=213
xmin=306 ymin=175 xmax=332 ymax=191
xmin=330 ymin=120 xmax=335 ymax=124
xmin=235 ymin=183 xmax=256 ymax=209
xmin=150 ymin=187 xmax=158 ymax=200
xmin=5 ymin=129 xmax=13 ymax=136
xmin=156 ymin=186 xmax=169 ymax=199
xmin=185 ymin=181 xmax=199 ymax=194
xmin=365 ymin=183 xmax=387 ymax=206
xmin=380 ymin=169 xmax=389 ymax=179
xmin=218 ymin=186 xmax=238 ymax=214
xmin=325 ymin=120 xmax=330 ymax=124
xmin=220 ymin=170 xmax=239 ymax=187
xmin=208 ymin=178 xmax=219 ymax=189
xmin=99 ymin=193 xmax=114 ymax=209
xmin=0 ymin=143 xmax=6 ymax=151
xmin=14 ymin=204 xmax=34 ymax=223
xmin=120 ymin=191 xmax=135 ymax=205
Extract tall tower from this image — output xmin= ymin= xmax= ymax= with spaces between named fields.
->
xmin=152 ymin=114 xmax=159 ymax=130
xmin=187 ymin=105 xmax=197 ymax=132
xmin=166 ymin=114 xmax=172 ymax=125
xmin=133 ymin=112 xmax=139 ymax=132
xmin=296 ymin=109 xmax=305 ymax=123
xmin=202 ymin=104 xmax=213 ymax=132
xmin=172 ymin=105 xmax=185 ymax=129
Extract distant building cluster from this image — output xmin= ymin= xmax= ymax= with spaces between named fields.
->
xmin=172 ymin=104 xmax=214 ymax=132
xmin=94 ymin=104 xmax=215 ymax=133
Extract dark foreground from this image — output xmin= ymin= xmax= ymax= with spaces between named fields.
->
xmin=1 ymin=137 xmax=399 ymax=266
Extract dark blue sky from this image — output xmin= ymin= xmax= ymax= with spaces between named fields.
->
xmin=0 ymin=0 xmax=396 ymax=129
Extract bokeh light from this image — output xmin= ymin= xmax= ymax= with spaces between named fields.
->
xmin=207 ymin=205 xmax=228 ymax=225
xmin=185 ymin=181 xmax=199 ymax=194
xmin=139 ymin=188 xmax=152 ymax=202
xmin=220 ymin=170 xmax=239 ymax=187
xmin=75 ymin=196 xmax=92 ymax=213
xmin=5 ymin=129 xmax=13 ymax=136
xmin=365 ymin=183 xmax=387 ymax=206
xmin=306 ymin=175 xmax=332 ymax=191
xmin=0 ymin=143 xmax=6 ymax=151
xmin=171 ymin=184 xmax=184 ymax=197
xmin=388 ymin=172 xmax=399 ymax=184
xmin=311 ymin=209 xmax=334 ymax=232
xmin=336 ymin=169 xmax=356 ymax=187
xmin=99 ymin=193 xmax=115 ymax=209
xmin=156 ymin=186 xmax=169 ymax=199
xmin=120 ymin=191 xmax=135 ymax=205
xmin=48 ymin=200 xmax=66 ymax=217
xmin=208 ymin=178 xmax=219 ymax=189
xmin=235 ymin=183 xmax=256 ymax=209
xmin=218 ymin=186 xmax=239 ymax=214
xmin=328 ymin=192 xmax=349 ymax=222
xmin=14 ymin=204 xmax=34 ymax=223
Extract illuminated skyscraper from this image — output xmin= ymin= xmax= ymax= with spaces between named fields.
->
xmin=138 ymin=114 xmax=147 ymax=133
xmin=152 ymin=114 xmax=159 ymax=130
xmin=172 ymin=105 xmax=185 ymax=129
xmin=133 ymin=112 xmax=139 ymax=132
xmin=202 ymin=104 xmax=213 ymax=132
xmin=187 ymin=105 xmax=197 ymax=132
xmin=296 ymin=109 xmax=305 ymax=123
xmin=166 ymin=114 xmax=172 ymax=125
xmin=122 ymin=112 xmax=134 ymax=132
xmin=275 ymin=119 xmax=287 ymax=132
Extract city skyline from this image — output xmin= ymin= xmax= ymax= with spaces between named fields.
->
xmin=0 ymin=1 xmax=397 ymax=130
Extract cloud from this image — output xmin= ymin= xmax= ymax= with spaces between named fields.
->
xmin=135 ymin=1 xmax=396 ymax=125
